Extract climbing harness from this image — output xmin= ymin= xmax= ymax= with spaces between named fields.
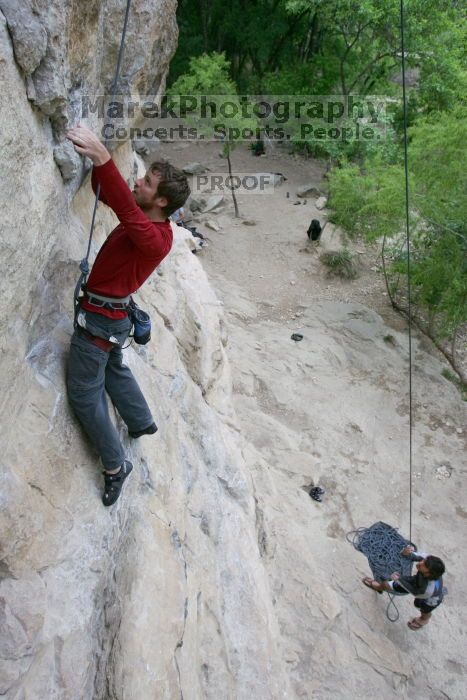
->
xmin=73 ymin=0 xmax=133 ymax=326
xmin=85 ymin=291 xmax=132 ymax=310
xmin=347 ymin=0 xmax=417 ymax=624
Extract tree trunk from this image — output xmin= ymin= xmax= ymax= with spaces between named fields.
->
xmin=301 ymin=12 xmax=319 ymax=63
xmin=199 ymin=0 xmax=211 ymax=52
xmin=226 ymin=146 xmax=240 ymax=218
xmin=265 ymin=8 xmax=311 ymax=73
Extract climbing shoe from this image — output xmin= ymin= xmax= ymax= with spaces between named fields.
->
xmin=128 ymin=422 xmax=158 ymax=439
xmin=102 ymin=460 xmax=133 ymax=506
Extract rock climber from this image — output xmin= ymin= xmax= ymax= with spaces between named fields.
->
xmin=362 ymin=545 xmax=445 ymax=630
xmin=66 ymin=124 xmax=189 ymax=506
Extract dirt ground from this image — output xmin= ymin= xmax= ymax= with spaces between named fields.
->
xmin=156 ymin=140 xmax=410 ymax=332
xmin=146 ymin=139 xmax=466 ymax=699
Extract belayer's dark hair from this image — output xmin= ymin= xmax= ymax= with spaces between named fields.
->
xmin=149 ymin=161 xmax=190 ymax=218
xmin=425 ymin=556 xmax=445 ymax=580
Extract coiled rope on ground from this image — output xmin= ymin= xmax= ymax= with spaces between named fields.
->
xmin=347 ymin=521 xmax=415 ymax=621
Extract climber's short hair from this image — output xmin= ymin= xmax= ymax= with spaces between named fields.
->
xmin=149 ymin=161 xmax=190 ymax=218
xmin=425 ymin=556 xmax=445 ymax=580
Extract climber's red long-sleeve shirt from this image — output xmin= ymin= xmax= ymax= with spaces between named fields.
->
xmin=81 ymin=159 xmax=173 ymax=320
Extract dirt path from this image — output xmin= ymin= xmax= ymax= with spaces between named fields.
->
xmin=155 ymin=140 xmax=411 ymax=335
xmin=164 ymin=142 xmax=388 ymax=309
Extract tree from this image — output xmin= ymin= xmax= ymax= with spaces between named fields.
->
xmin=172 ymin=0 xmax=465 ymax=97
xmin=168 ymin=53 xmax=257 ymax=217
xmin=286 ymin=0 xmax=465 ymax=95
xmin=328 ymin=107 xmax=467 ymax=379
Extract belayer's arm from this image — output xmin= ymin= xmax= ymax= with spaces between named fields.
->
xmin=401 ymin=545 xmax=428 ymax=562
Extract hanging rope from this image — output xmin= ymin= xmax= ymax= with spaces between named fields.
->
xmin=400 ymin=0 xmax=413 ymax=543
xmin=346 ymin=4 xmax=416 ymax=623
xmin=73 ymin=0 xmax=133 ymax=322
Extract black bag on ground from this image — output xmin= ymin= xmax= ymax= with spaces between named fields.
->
xmin=128 ymin=300 xmax=151 ymax=345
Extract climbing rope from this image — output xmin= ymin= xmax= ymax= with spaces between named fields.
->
xmin=400 ymin=0 xmax=413 ymax=545
xmin=347 ymin=3 xmax=416 ymax=623
xmin=73 ymin=0 xmax=133 ymax=322
xmin=347 ymin=522 xmax=414 ymax=621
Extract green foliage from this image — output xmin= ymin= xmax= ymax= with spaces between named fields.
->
xmin=285 ymin=0 xmax=464 ymax=96
xmin=411 ymin=10 xmax=467 ymax=115
xmin=168 ymin=52 xmax=257 ymax=150
xmin=409 ymin=108 xmax=467 ymax=226
xmin=391 ymin=13 xmax=467 ymax=132
xmin=286 ymin=0 xmax=399 ymax=94
xmin=441 ymin=369 xmax=467 ymax=401
xmin=320 ymin=249 xmax=358 ymax=279
xmin=410 ymin=234 xmax=467 ymax=334
xmin=173 ymin=0 xmax=466 ymax=104
xmin=175 ymin=0 xmax=407 ymax=93
xmin=327 ymin=153 xmax=408 ymax=238
xmin=168 ymin=52 xmax=257 ymax=216
xmin=169 ymin=52 xmax=237 ymax=95
xmin=261 ymin=56 xmax=341 ymax=96
xmin=171 ymin=0 xmax=304 ymax=90
xmin=290 ymin=112 xmax=402 ymax=165
xmin=328 ymin=107 xmax=467 ymax=338
xmin=327 ymin=163 xmax=374 ymax=234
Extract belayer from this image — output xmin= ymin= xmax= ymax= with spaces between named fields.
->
xmin=66 ymin=125 xmax=190 ymax=506
xmin=362 ymin=545 xmax=446 ymax=630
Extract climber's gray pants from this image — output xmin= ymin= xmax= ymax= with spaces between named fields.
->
xmin=67 ymin=322 xmax=153 ymax=470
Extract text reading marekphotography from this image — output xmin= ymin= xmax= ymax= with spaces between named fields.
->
xmin=81 ymin=94 xmax=388 ymax=143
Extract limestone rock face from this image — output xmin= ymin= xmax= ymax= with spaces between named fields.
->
xmin=0 ymin=8 xmax=291 ymax=698
xmin=0 ymin=0 xmax=178 ymax=180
